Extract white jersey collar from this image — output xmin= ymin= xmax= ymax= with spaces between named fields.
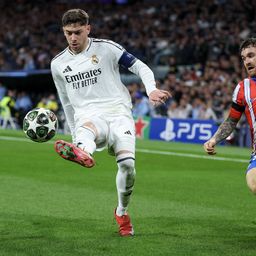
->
xmin=67 ymin=38 xmax=92 ymax=56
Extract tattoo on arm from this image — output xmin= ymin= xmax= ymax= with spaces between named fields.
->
xmin=213 ymin=117 xmax=238 ymax=144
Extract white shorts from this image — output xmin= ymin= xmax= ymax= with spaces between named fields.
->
xmin=75 ymin=112 xmax=135 ymax=154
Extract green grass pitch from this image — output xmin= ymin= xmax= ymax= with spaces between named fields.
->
xmin=1 ymin=129 xmax=256 ymax=256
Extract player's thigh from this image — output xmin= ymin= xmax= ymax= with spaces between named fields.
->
xmin=246 ymin=168 xmax=256 ymax=194
xmin=77 ymin=116 xmax=109 ymax=148
xmin=109 ymin=115 xmax=135 ymax=154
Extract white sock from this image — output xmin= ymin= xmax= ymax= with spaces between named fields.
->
xmin=116 ymin=157 xmax=135 ymax=216
xmin=76 ymin=126 xmax=96 ymax=155
xmin=116 ymin=206 xmax=127 ymax=216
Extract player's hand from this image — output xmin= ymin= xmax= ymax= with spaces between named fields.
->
xmin=149 ymin=89 xmax=171 ymax=106
xmin=203 ymin=138 xmax=217 ymax=155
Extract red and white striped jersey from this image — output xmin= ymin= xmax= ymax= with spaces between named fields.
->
xmin=231 ymin=78 xmax=256 ymax=149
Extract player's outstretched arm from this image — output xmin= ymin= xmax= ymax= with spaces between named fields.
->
xmin=203 ymin=117 xmax=238 ymax=155
xmin=149 ymin=89 xmax=171 ymax=106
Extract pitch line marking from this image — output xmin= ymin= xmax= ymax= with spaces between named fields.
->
xmin=136 ymin=148 xmax=248 ymax=163
xmin=0 ymin=136 xmax=248 ymax=163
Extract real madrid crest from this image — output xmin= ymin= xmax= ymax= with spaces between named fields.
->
xmin=91 ymin=55 xmax=99 ymax=65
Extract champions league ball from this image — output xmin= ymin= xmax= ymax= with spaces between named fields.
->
xmin=23 ymin=108 xmax=58 ymax=142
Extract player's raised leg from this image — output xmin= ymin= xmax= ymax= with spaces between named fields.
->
xmin=55 ymin=123 xmax=97 ymax=168
xmin=54 ymin=139 xmax=95 ymax=168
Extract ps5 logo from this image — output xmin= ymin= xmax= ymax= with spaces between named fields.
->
xmin=160 ymin=119 xmax=213 ymax=141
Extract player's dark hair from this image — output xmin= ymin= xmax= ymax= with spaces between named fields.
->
xmin=239 ymin=38 xmax=256 ymax=54
xmin=62 ymin=9 xmax=89 ymax=26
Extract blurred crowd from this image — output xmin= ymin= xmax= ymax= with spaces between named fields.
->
xmin=0 ymin=0 xmax=255 ymax=147
xmin=0 ymin=0 xmax=255 ymax=70
xmin=0 ymin=83 xmax=58 ymax=129
xmin=129 ymin=68 xmax=233 ymax=122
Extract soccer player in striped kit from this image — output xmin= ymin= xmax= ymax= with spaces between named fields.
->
xmin=204 ymin=38 xmax=256 ymax=195
xmin=51 ymin=9 xmax=170 ymax=236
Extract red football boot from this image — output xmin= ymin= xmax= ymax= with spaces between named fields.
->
xmin=54 ymin=140 xmax=95 ymax=168
xmin=114 ymin=209 xmax=134 ymax=236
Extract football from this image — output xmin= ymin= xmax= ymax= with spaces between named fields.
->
xmin=23 ymin=108 xmax=58 ymax=142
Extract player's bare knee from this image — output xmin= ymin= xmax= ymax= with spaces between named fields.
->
xmin=247 ymin=178 xmax=256 ymax=194
xmin=246 ymin=168 xmax=256 ymax=194
xmin=249 ymin=184 xmax=256 ymax=194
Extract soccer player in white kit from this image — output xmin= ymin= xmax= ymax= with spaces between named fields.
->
xmin=51 ymin=9 xmax=171 ymax=236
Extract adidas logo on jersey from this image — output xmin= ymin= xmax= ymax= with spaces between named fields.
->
xmin=124 ymin=130 xmax=132 ymax=135
xmin=63 ymin=66 xmax=72 ymax=73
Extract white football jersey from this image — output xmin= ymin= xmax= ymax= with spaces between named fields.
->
xmin=51 ymin=38 xmax=156 ymax=133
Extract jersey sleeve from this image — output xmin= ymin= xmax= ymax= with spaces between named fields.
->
xmin=229 ymin=83 xmax=245 ymax=120
xmin=107 ymin=40 xmax=157 ymax=95
xmin=106 ymin=40 xmax=126 ymax=63
xmin=50 ymin=61 xmax=76 ymax=142
xmin=128 ymin=59 xmax=156 ymax=96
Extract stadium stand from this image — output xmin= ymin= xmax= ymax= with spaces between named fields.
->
xmin=0 ymin=0 xmax=255 ymax=146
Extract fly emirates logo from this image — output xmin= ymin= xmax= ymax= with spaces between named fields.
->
xmin=64 ymin=68 xmax=102 ymax=89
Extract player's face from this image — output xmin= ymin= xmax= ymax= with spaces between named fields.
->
xmin=63 ymin=23 xmax=90 ymax=54
xmin=241 ymin=46 xmax=256 ymax=77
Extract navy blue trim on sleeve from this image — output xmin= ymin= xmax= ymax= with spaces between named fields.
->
xmin=118 ymin=51 xmax=137 ymax=69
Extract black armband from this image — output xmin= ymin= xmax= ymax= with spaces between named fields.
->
xmin=231 ymin=102 xmax=245 ymax=112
